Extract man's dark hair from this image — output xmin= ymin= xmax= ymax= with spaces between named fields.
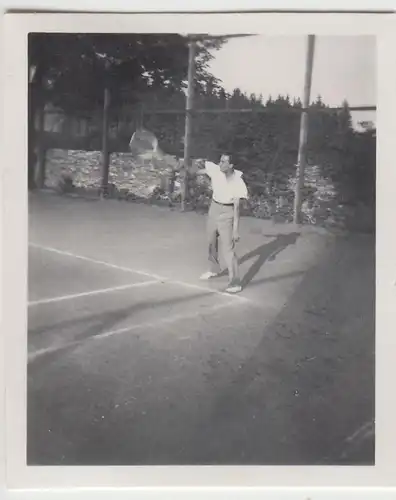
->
xmin=220 ymin=153 xmax=232 ymax=163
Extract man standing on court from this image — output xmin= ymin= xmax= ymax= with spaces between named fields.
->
xmin=193 ymin=154 xmax=248 ymax=294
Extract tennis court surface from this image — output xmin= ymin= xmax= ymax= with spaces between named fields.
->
xmin=27 ymin=191 xmax=375 ymax=465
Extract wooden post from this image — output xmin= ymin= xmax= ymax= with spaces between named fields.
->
xmin=101 ymin=86 xmax=111 ymax=198
xmin=293 ymin=35 xmax=315 ymax=224
xmin=28 ymin=81 xmax=37 ymax=190
xmin=181 ymin=39 xmax=197 ymax=211
xmin=35 ymin=103 xmax=46 ymax=188
xmin=28 ymin=65 xmax=39 ymax=190
xmin=139 ymin=103 xmax=144 ymax=129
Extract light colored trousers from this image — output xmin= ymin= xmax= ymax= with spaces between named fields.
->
xmin=207 ymin=201 xmax=240 ymax=284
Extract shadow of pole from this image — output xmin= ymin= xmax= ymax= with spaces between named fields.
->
xmin=240 ymin=232 xmax=300 ymax=288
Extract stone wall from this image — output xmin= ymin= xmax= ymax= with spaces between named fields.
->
xmin=45 ymin=149 xmax=180 ymax=199
xmin=44 ymin=149 xmax=374 ymax=232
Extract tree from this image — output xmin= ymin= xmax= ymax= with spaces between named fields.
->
xmin=28 ymin=33 xmax=225 ymax=189
xmin=28 ymin=33 xmax=81 ymax=188
xmin=29 ymin=33 xmax=224 ymax=114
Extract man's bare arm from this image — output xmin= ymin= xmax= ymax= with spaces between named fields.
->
xmin=176 ymin=159 xmax=207 ymax=176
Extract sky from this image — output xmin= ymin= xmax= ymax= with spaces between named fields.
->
xmin=208 ymin=35 xmax=376 ymax=128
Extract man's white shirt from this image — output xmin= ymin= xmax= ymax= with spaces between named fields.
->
xmin=204 ymin=161 xmax=248 ymax=204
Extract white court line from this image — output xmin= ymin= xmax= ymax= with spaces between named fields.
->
xmin=318 ymin=419 xmax=374 ymax=464
xmin=344 ymin=420 xmax=374 ymax=444
xmin=29 ymin=242 xmax=251 ymax=303
xmin=28 ymin=300 xmax=241 ymax=363
xmin=338 ymin=420 xmax=375 ymax=460
xmin=29 ymin=243 xmax=164 ymax=280
xmin=28 ymin=280 xmax=160 ymax=307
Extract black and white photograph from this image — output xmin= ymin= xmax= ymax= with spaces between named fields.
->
xmin=25 ymin=28 xmax=376 ymax=469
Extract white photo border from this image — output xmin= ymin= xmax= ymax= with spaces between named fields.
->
xmin=2 ymin=9 xmax=396 ymax=494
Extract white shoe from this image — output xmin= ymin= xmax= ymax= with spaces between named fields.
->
xmin=225 ymin=284 xmax=242 ymax=294
xmin=200 ymin=271 xmax=219 ymax=280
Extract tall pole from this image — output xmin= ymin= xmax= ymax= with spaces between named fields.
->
xmin=28 ymin=78 xmax=36 ymax=190
xmin=35 ymin=102 xmax=46 ymax=188
xmin=181 ymin=39 xmax=197 ymax=211
xmin=293 ymin=35 xmax=315 ymax=224
xmin=28 ymin=65 xmax=39 ymax=190
xmin=101 ymin=63 xmax=111 ymax=198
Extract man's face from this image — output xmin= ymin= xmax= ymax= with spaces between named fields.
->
xmin=219 ymin=155 xmax=233 ymax=174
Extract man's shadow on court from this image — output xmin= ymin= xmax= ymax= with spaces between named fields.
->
xmin=218 ymin=232 xmax=300 ymax=288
